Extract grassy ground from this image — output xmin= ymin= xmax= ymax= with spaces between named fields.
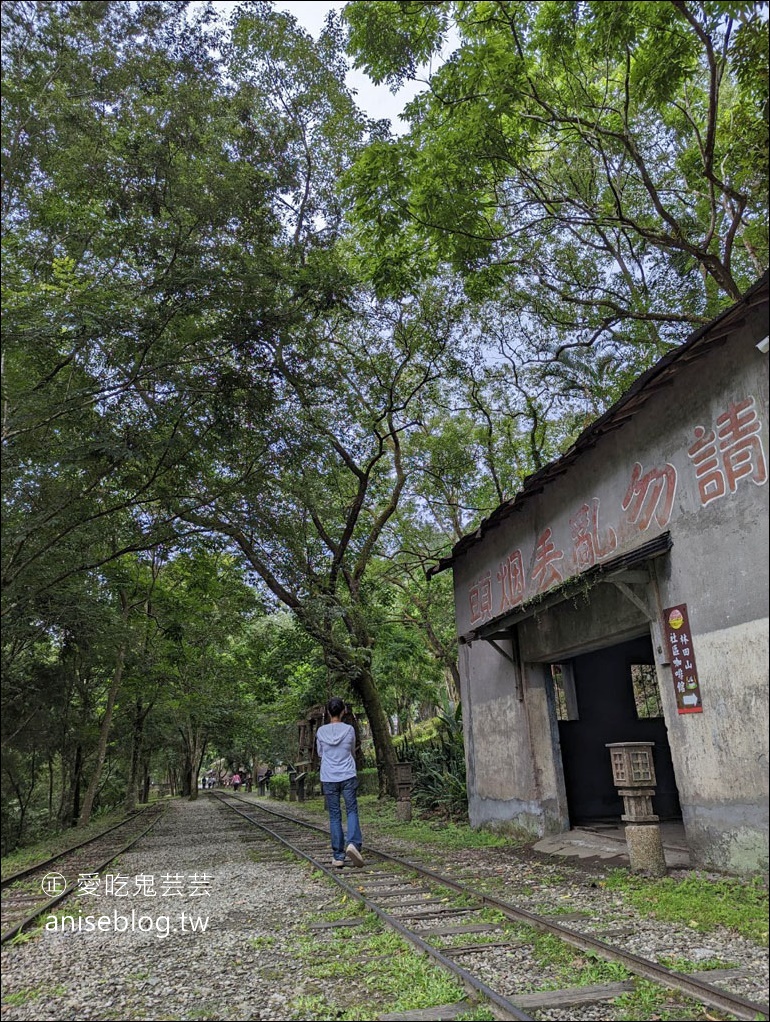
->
xmin=602 ymin=868 xmax=769 ymax=945
xmin=293 ymin=792 xmax=517 ymax=848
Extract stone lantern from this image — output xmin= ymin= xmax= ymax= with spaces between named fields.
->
xmin=606 ymin=742 xmax=666 ymax=875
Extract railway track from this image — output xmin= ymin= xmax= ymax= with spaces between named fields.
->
xmin=1 ymin=802 xmax=169 ymax=945
xmin=215 ymin=791 xmax=769 ymax=1022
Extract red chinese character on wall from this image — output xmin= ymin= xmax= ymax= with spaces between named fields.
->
xmin=570 ymin=498 xmax=617 ymax=570
xmin=717 ymin=397 xmax=767 ymax=492
xmin=688 ymin=396 xmax=767 ymax=506
xmin=687 ymin=426 xmax=724 ymax=504
xmin=469 ymin=572 xmax=493 ymax=625
xmin=530 ymin=528 xmax=564 ymax=593
xmin=497 ymin=549 xmax=526 ymax=612
xmin=621 ymin=462 xmax=677 ymax=529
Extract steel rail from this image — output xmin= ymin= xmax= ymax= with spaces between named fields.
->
xmin=215 ymin=793 xmax=535 ymax=1021
xmin=370 ymin=846 xmax=770 ymax=1022
xmin=0 ymin=804 xmax=168 ymax=946
xmin=1 ymin=803 xmax=158 ymax=890
xmin=221 ymin=793 xmax=770 ymax=1022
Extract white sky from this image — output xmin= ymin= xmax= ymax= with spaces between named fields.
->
xmin=213 ymin=0 xmax=435 ymax=133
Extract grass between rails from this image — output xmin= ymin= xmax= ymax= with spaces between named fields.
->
xmin=282 ymin=877 xmax=744 ymax=1022
xmin=287 ymin=902 xmax=471 ymax=1021
xmin=291 ymin=793 xmax=768 ymax=945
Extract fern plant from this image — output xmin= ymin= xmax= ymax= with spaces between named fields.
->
xmin=399 ymin=706 xmax=468 ymax=819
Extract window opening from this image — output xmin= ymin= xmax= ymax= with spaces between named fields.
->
xmin=550 ymin=663 xmax=578 ymax=721
xmin=631 ymin=663 xmax=663 ymax=718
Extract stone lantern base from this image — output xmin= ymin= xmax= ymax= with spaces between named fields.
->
xmin=396 ymin=798 xmax=412 ymax=822
xmin=625 ymin=823 xmax=667 ymax=875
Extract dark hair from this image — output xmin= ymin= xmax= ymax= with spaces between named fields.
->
xmin=326 ymin=696 xmax=345 ymax=718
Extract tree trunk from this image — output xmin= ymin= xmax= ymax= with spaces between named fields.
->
xmin=182 ymin=752 xmax=193 ymax=797
xmin=351 ymin=669 xmax=398 ymax=797
xmin=124 ymin=699 xmax=152 ymax=812
xmin=5 ymin=761 xmax=35 ymax=850
xmin=48 ymin=755 xmax=55 ymax=824
xmin=445 ymin=661 xmax=461 ymax=707
xmin=78 ymin=641 xmax=127 ymax=827
xmin=193 ymin=744 xmax=206 ymax=797
xmin=141 ymin=760 xmax=151 ymax=803
xmin=180 ymin=724 xmax=206 ymax=800
xmin=64 ymin=743 xmax=84 ymax=828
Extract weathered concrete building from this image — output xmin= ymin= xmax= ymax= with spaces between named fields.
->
xmin=434 ymin=274 xmax=769 ymax=875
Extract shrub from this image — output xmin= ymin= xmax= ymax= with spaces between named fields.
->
xmin=305 ymin=771 xmax=320 ymax=798
xmin=398 ymin=707 xmax=468 ymax=819
xmin=269 ymin=774 xmax=289 ymax=801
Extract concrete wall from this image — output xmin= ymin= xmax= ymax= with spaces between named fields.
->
xmin=453 ymin=300 xmax=769 ymax=874
xmin=459 ymin=641 xmax=570 ymax=834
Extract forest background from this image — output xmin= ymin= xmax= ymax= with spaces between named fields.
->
xmin=2 ymin=0 xmax=767 ymax=853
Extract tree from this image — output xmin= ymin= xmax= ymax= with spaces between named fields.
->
xmin=4 ymin=0 xmax=650 ymax=826
xmin=1 ymin=0 xmax=287 ymax=627
xmin=1 ymin=0 xmax=416 ymax=804
xmin=179 ymin=286 xmax=469 ymax=795
xmin=226 ymin=612 xmax=329 ymax=773
xmin=344 ymin=0 xmax=769 ymax=378
xmin=148 ymin=548 xmax=262 ymax=799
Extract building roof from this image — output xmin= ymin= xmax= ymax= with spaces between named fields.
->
xmin=429 ymin=271 xmax=769 ymax=578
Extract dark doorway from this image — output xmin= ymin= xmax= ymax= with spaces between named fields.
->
xmin=555 ymin=635 xmax=682 ymax=824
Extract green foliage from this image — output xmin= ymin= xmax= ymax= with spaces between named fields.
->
xmin=5 ymin=0 xmax=764 ymax=867
xmin=1 ymin=0 xmax=293 ymax=844
xmin=393 ymin=715 xmax=451 ymax=750
xmin=2 ymin=0 xmax=417 ymax=840
xmin=356 ymin=768 xmax=379 ymax=796
xmin=357 ymin=794 xmax=511 ymax=850
xmin=0 ymin=807 xmax=122 ymax=877
xmin=268 ymin=774 xmax=290 ymax=801
xmin=398 ymin=708 xmax=468 ymax=818
xmin=215 ymin=612 xmax=328 ymax=774
xmin=345 ymin=0 xmax=769 ymax=380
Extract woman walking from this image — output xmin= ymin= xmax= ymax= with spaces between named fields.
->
xmin=315 ymin=697 xmax=364 ymax=868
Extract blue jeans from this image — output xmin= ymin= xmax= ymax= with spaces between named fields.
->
xmin=322 ymin=776 xmax=363 ymax=861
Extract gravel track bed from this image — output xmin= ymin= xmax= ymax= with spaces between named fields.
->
xmin=1 ymin=799 xmax=334 ymax=1021
xmin=1 ymin=796 xmax=767 ymax=1021
xmin=442 ymin=850 xmax=769 ymax=1015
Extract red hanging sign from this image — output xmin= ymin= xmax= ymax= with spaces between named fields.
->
xmin=662 ymin=604 xmax=703 ymax=714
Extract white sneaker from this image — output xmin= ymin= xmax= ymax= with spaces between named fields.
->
xmin=345 ymin=843 xmax=364 ymax=867
xmin=331 ymin=858 xmax=345 ymax=868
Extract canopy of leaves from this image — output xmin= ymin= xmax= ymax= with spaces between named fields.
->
xmin=345 ymin=0 xmax=769 ymax=375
